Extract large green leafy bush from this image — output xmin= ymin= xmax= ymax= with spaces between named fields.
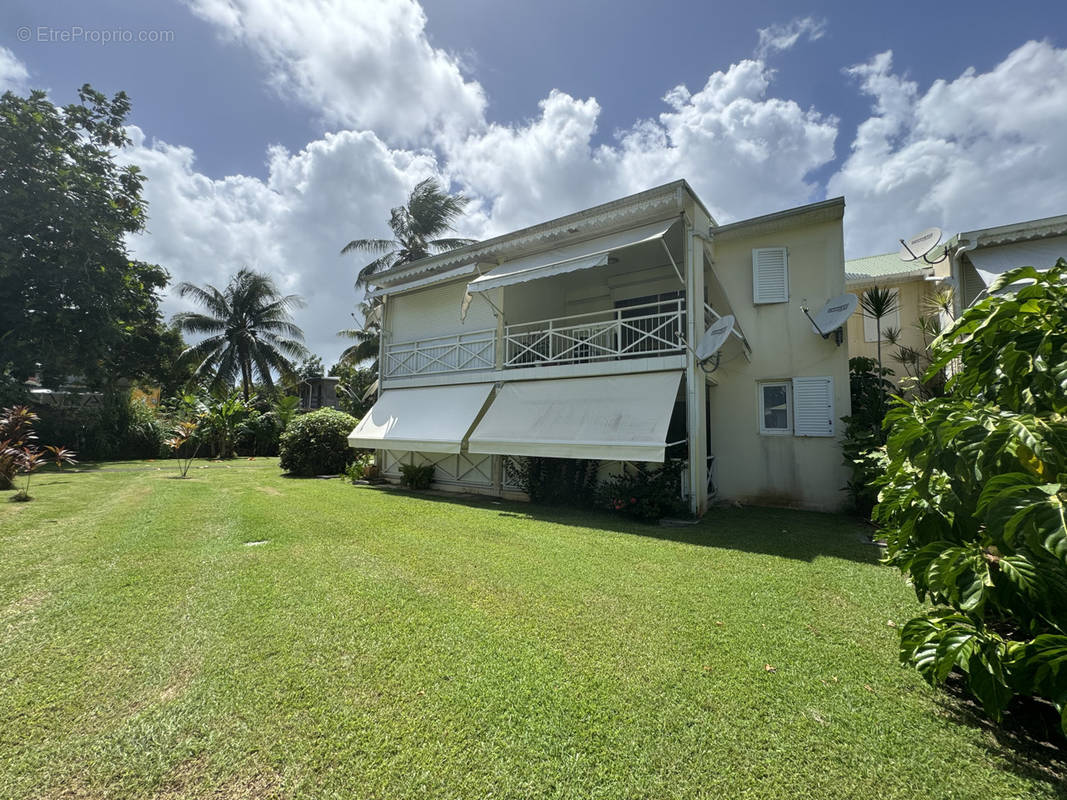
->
xmin=875 ymin=262 xmax=1067 ymax=733
xmin=278 ymin=408 xmax=358 ymax=476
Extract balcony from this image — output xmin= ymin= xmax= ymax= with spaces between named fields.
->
xmin=382 ymin=299 xmax=685 ymax=380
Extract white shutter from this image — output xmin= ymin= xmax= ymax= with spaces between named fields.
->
xmin=752 ymin=247 xmax=788 ymax=304
xmin=792 ymin=376 xmax=834 ymax=437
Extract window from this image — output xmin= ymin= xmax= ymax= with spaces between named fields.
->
xmin=759 ymin=381 xmax=791 ymax=434
xmin=862 ymin=289 xmax=900 ymax=342
xmin=752 ymin=247 xmax=788 ymax=304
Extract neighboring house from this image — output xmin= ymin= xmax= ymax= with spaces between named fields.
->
xmin=349 ymin=181 xmax=852 ymax=514
xmin=846 ymin=212 xmax=1067 ymax=380
xmin=945 ymin=213 xmax=1067 ymax=308
xmin=845 ymin=252 xmax=952 ymax=378
xmin=298 ymin=375 xmax=340 ymax=411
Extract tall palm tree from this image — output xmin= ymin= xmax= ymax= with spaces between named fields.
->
xmin=173 ymin=269 xmax=309 ymax=399
xmin=341 ymin=177 xmax=476 ymax=288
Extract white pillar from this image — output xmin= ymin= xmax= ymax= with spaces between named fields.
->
xmin=684 ymin=225 xmax=709 ymax=515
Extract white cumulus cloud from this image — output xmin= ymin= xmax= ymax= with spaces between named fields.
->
xmin=829 ymin=41 xmax=1067 ymax=256
xmin=185 ymin=0 xmax=487 ymax=145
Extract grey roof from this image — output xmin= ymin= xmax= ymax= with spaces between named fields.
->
xmin=845 ymin=252 xmax=930 ymax=284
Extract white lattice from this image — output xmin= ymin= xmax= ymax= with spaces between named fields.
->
xmin=501 ymin=455 xmax=527 ymax=491
xmin=380 ymin=450 xmax=493 ymax=487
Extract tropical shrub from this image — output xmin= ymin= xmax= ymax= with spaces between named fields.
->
xmin=875 ymin=262 xmax=1067 ymax=735
xmin=1 ymin=405 xmax=77 ymax=499
xmin=599 ymin=460 xmax=687 ymax=522
xmin=344 ymin=452 xmax=375 ymax=483
xmin=398 ymin=463 xmax=435 ymax=490
xmin=194 ymin=392 xmax=252 ymax=459
xmin=34 ymin=391 xmax=167 ymax=460
xmin=236 ymin=410 xmax=283 ymax=456
xmin=840 ymin=357 xmax=895 ymax=516
xmin=278 ymin=408 xmax=358 ymax=476
xmin=520 ymin=457 xmax=600 ymax=507
xmin=164 ymin=420 xmax=201 ymax=477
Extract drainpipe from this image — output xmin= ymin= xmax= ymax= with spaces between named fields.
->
xmin=951 ymin=236 xmax=978 ymax=312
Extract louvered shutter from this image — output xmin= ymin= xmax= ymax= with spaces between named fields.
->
xmin=752 ymin=247 xmax=788 ymax=304
xmin=792 ymin=376 xmax=834 ymax=437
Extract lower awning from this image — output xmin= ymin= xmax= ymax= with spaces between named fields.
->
xmin=467 ymin=371 xmax=683 ymax=462
xmin=347 ymin=383 xmax=494 ymax=453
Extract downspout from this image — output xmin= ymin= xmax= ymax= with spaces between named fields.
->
xmin=951 ymin=236 xmax=979 ymax=311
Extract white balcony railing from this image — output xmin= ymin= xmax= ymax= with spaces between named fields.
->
xmin=383 ymin=328 xmax=496 ymax=378
xmin=382 ymin=300 xmax=686 ymax=380
xmin=504 ymin=299 xmax=685 ymax=367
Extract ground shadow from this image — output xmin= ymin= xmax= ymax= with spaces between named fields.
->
xmin=934 ymin=676 xmax=1067 ymax=794
xmin=353 ymin=484 xmax=881 ymax=565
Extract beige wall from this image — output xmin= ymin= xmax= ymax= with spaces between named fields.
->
xmin=847 ymin=278 xmax=931 ymax=368
xmin=705 ymin=218 xmax=851 ymax=511
xmin=387 ymin=279 xmax=497 ymax=342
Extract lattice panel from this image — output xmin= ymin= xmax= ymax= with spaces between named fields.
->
xmin=379 ymin=450 xmax=493 ymax=486
xmin=501 ymin=455 xmax=527 ymax=491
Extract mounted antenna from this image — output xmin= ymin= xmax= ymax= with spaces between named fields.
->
xmin=801 ymin=294 xmax=858 ymax=346
xmin=695 ymin=314 xmax=734 ymax=372
xmin=899 ymin=226 xmax=947 ymax=264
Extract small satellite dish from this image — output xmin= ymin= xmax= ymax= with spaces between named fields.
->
xmin=805 ymin=294 xmax=858 ymax=341
xmin=899 ymin=227 xmax=947 ymax=264
xmin=695 ymin=314 xmax=734 ymax=362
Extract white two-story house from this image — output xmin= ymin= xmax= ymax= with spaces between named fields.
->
xmin=349 ymin=181 xmax=852 ymax=514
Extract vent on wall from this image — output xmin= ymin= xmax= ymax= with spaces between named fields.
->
xmin=792 ymin=376 xmax=834 ymax=437
xmin=753 ymin=247 xmax=788 ymax=304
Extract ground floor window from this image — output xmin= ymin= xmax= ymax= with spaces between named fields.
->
xmin=758 ymin=381 xmax=791 ymax=434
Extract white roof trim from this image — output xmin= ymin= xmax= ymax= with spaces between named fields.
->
xmin=368 ymin=262 xmax=479 ymax=298
xmin=468 ymin=218 xmax=680 ymax=293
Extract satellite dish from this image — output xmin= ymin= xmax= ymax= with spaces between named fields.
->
xmin=806 ymin=294 xmax=858 ymax=340
xmin=899 ymin=227 xmax=947 ymax=264
xmin=695 ymin=314 xmax=734 ymax=362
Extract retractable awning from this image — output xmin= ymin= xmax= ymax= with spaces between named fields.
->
xmin=467 ymin=371 xmax=682 ymax=462
xmin=468 ymin=217 xmax=680 ymax=293
xmin=967 ymin=236 xmax=1067 ymax=288
xmin=347 ymin=383 xmax=494 ymax=453
xmin=368 ymin=262 xmax=480 ymax=299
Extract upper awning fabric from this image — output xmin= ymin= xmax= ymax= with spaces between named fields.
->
xmin=348 ymin=383 xmax=494 ymax=453
xmin=369 ymin=262 xmax=479 ymax=299
xmin=467 ymin=371 xmax=682 ymax=463
xmin=468 ymin=217 xmax=679 ymax=293
xmin=967 ymin=236 xmax=1067 ymax=287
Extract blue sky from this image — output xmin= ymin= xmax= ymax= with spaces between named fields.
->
xmin=3 ymin=0 xmax=1066 ymax=362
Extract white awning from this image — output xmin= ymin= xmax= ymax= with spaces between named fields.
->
xmin=348 ymin=383 xmax=494 ymax=453
xmin=468 ymin=217 xmax=680 ymax=293
xmin=968 ymin=236 xmax=1067 ymax=287
xmin=369 ymin=263 xmax=480 ymax=299
xmin=467 ymin=371 xmax=682 ymax=462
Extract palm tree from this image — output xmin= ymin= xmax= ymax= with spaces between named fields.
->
xmin=337 ymin=298 xmax=381 ymax=370
xmin=173 ymin=269 xmax=309 ymax=400
xmin=860 ymin=285 xmax=900 ymax=376
xmin=341 ymin=177 xmax=476 ymax=288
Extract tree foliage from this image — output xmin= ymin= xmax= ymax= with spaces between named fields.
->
xmin=173 ymin=269 xmax=309 ymax=399
xmin=0 ymin=85 xmax=172 ymax=388
xmin=341 ymin=177 xmax=476 ymax=288
xmin=875 ymin=262 xmax=1067 ymax=733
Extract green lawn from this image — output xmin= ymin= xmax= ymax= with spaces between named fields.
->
xmin=1 ymin=460 xmax=1063 ymax=799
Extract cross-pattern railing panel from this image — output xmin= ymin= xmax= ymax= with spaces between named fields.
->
xmin=384 ymin=329 xmax=496 ymax=378
xmin=504 ymin=300 xmax=684 ymax=367
xmin=380 ymin=450 xmax=494 ymax=487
